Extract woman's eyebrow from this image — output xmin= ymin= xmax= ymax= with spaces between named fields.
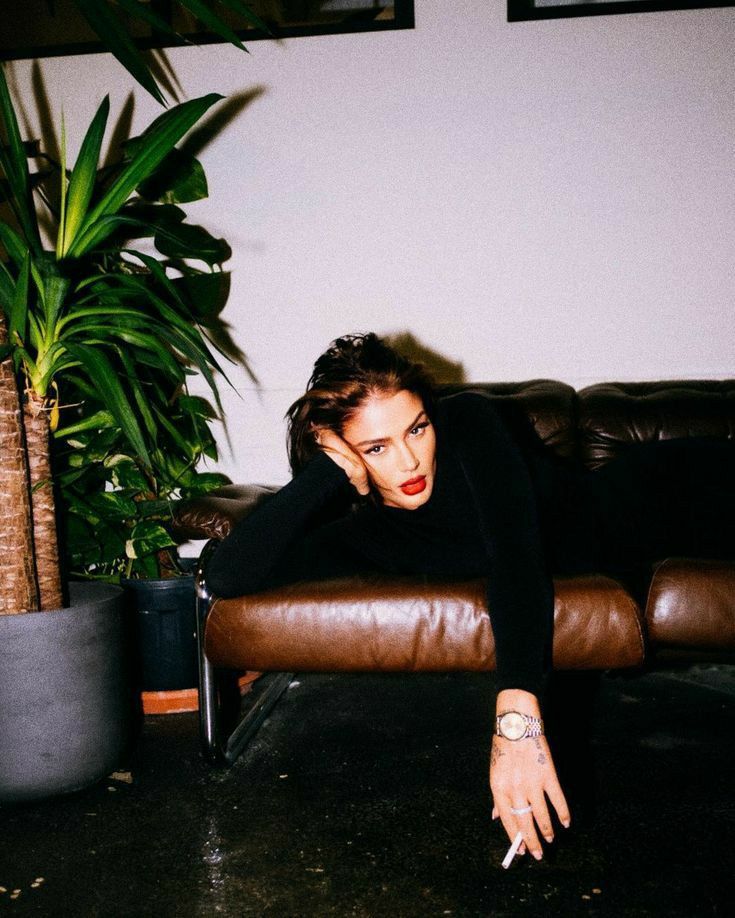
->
xmin=353 ymin=411 xmax=427 ymax=448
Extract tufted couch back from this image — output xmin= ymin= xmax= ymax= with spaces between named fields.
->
xmin=577 ymin=380 xmax=735 ymax=469
xmin=443 ymin=379 xmax=735 ymax=471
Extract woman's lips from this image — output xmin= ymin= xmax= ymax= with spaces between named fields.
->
xmin=399 ymin=476 xmax=426 ymax=496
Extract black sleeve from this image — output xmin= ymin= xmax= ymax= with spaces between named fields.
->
xmin=204 ymin=451 xmax=364 ymax=598
xmin=444 ymin=393 xmax=554 ymax=699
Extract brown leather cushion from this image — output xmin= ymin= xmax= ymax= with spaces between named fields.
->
xmin=646 ymin=558 xmax=735 ymax=650
xmin=205 ymin=574 xmax=644 ymax=673
xmin=577 ymin=380 xmax=735 ymax=469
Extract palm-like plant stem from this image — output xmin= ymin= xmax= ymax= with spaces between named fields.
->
xmin=0 ymin=314 xmax=39 ymax=613
xmin=23 ymin=393 xmax=64 ymax=610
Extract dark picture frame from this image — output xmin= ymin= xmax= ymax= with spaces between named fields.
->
xmin=508 ymin=0 xmax=734 ymax=21
xmin=0 ymin=1 xmax=415 ymax=63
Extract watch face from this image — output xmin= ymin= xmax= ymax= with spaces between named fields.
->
xmin=499 ymin=712 xmax=526 ymax=741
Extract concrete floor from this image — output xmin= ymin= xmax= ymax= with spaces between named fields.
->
xmin=1 ymin=667 xmax=734 ymax=917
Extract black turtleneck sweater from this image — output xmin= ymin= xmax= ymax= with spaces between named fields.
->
xmin=204 ymin=391 xmax=574 ymax=698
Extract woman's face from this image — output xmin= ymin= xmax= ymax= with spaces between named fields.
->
xmin=341 ymin=389 xmax=436 ymax=509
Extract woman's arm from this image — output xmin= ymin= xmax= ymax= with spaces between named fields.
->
xmin=442 ymin=392 xmax=570 ymax=858
xmin=204 ymin=451 xmax=356 ymax=597
xmin=444 ymin=391 xmax=553 ymax=696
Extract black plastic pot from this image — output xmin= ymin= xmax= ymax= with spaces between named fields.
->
xmin=122 ymin=574 xmax=198 ymax=692
xmin=0 ymin=582 xmax=134 ymax=803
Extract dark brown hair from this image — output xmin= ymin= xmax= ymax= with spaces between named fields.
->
xmin=286 ymin=333 xmax=436 ymax=474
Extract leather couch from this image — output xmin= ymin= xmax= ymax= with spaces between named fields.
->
xmin=173 ymin=379 xmax=735 ymax=762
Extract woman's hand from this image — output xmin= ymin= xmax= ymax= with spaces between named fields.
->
xmin=490 ymin=689 xmax=571 ymax=861
xmin=314 ymin=428 xmax=371 ymax=497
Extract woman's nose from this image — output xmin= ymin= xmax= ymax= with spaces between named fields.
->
xmin=398 ymin=444 xmax=419 ymax=472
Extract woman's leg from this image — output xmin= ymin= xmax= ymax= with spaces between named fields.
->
xmin=592 ymin=438 xmax=735 ymax=571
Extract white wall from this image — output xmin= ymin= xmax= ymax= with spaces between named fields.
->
xmin=9 ymin=0 xmax=735 ymax=485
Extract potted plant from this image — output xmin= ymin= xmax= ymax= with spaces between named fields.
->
xmin=0 ymin=63 xmax=232 ymax=800
xmin=57 ymin=388 xmax=231 ymax=697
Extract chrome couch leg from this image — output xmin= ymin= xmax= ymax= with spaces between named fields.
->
xmin=195 ymin=540 xmax=292 ymax=765
xmin=221 ymin=671 xmax=294 ymax=765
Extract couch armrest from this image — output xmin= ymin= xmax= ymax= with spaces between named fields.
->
xmin=172 ymin=483 xmax=279 ymax=542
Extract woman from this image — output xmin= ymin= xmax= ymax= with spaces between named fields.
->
xmin=206 ymin=333 xmax=735 ymax=862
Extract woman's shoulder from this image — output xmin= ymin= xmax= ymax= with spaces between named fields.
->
xmin=437 ymin=389 xmax=502 ymax=429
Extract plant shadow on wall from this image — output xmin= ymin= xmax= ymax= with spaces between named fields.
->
xmin=385 ymin=331 xmax=466 ymax=386
xmin=0 ymin=64 xmax=262 ymax=612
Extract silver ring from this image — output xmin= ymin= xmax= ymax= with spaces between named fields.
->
xmin=510 ymin=804 xmax=532 ymax=816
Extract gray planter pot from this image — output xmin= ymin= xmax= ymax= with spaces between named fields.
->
xmin=0 ymin=581 xmax=134 ymax=803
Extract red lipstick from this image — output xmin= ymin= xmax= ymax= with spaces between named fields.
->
xmin=400 ymin=476 xmax=426 ymax=496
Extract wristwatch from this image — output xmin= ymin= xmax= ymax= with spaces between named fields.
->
xmin=495 ymin=710 xmax=544 ymax=741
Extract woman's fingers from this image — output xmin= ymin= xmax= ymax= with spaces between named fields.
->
xmin=314 ymin=429 xmax=370 ymax=495
xmin=529 ymin=792 xmax=554 ymax=843
xmin=497 ymin=808 xmax=521 ymax=857
xmin=512 ymin=807 xmax=544 ymax=861
xmin=496 ymin=798 xmax=548 ymax=860
xmin=544 ymin=772 xmax=572 ymax=829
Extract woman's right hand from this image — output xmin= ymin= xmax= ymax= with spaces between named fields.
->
xmin=314 ymin=428 xmax=371 ymax=497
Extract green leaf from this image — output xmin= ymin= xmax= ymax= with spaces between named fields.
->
xmin=126 ymin=519 xmax=176 ymax=560
xmin=61 ymin=342 xmax=151 ymax=464
xmin=154 ymin=221 xmax=231 ymax=266
xmin=38 ymin=267 xmax=70 ymax=349
xmin=184 ymin=471 xmax=230 ymax=495
xmin=136 ymin=499 xmax=175 ymax=519
xmin=0 ymin=222 xmax=30 ymax=268
xmin=0 ymin=260 xmax=15 ymax=310
xmin=0 ymin=65 xmax=42 ymax=253
xmin=112 ymin=0 xmax=186 ymax=41
xmin=171 ymin=270 xmax=231 ymax=319
xmin=122 ymin=249 xmax=187 ymax=310
xmin=203 ymin=0 xmax=273 ymax=35
xmin=119 ymin=202 xmax=187 ymax=230
xmin=175 ymin=0 xmax=247 ymax=51
xmin=59 ymin=96 xmax=110 ymax=257
xmin=66 ymin=213 xmax=148 ymax=256
xmin=111 ymin=459 xmax=150 ymax=491
xmin=177 ymin=393 xmax=218 ymax=419
xmin=118 ymin=347 xmax=158 ymax=441
xmin=72 ymin=0 xmax=166 ymax=105
xmin=87 ymin=490 xmax=139 ymax=521
xmin=136 ymin=148 xmax=208 ymax=204
xmin=67 ymin=93 xmax=223 ymax=257
xmin=150 ymin=401 xmax=197 ymax=461
xmin=54 ymin=408 xmax=116 ymax=438
xmin=8 ymin=252 xmax=30 ymax=347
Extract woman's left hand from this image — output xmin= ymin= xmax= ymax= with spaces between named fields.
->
xmin=314 ymin=428 xmax=371 ymax=497
xmin=489 ymin=689 xmax=571 ymax=860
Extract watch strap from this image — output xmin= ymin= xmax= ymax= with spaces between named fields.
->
xmin=495 ymin=711 xmax=545 ymax=739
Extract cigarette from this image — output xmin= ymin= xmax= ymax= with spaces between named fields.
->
xmin=501 ymin=831 xmax=524 ymax=869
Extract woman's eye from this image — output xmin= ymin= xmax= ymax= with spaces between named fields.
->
xmin=365 ymin=444 xmax=385 ymax=456
xmin=410 ymin=422 xmax=430 ymax=437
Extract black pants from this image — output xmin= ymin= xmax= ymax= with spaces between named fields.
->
xmin=590 ymin=437 xmax=735 ymax=574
